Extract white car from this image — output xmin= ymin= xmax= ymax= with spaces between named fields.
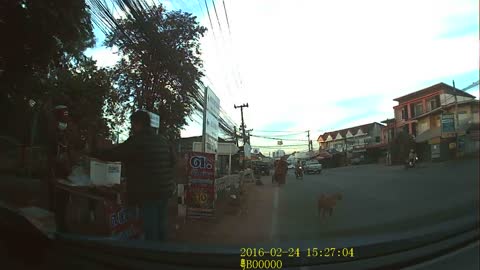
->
xmin=304 ymin=160 xmax=322 ymax=174
xmin=288 ymin=164 xmax=295 ymax=169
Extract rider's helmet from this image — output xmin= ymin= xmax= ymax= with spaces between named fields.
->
xmin=410 ymin=149 xmax=414 ymax=153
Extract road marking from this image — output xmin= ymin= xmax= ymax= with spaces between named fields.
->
xmin=270 ymin=186 xmax=280 ymax=241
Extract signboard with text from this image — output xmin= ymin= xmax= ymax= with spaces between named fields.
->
xmin=204 ymin=88 xmax=220 ymax=154
xmin=185 ymin=152 xmax=216 ymax=218
xmin=441 ymin=113 xmax=456 ymax=138
xmin=205 ymin=112 xmax=219 ymax=153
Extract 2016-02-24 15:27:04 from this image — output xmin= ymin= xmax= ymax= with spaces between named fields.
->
xmin=240 ymin=247 xmax=355 ymax=258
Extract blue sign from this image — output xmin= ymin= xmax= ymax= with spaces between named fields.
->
xmin=441 ymin=113 xmax=455 ymax=133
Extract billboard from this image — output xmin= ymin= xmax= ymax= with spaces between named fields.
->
xmin=185 ymin=152 xmax=216 ymax=218
xmin=205 ymin=112 xmax=219 ymax=153
xmin=441 ymin=113 xmax=456 ymax=138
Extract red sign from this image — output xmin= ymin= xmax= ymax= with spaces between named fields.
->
xmin=185 ymin=152 xmax=216 ymax=218
xmin=186 ymin=152 xmax=215 ymax=183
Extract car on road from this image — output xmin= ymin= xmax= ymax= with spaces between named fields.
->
xmin=304 ymin=160 xmax=322 ymax=174
xmin=350 ymin=155 xmax=365 ymax=165
xmin=288 ymin=164 xmax=295 ymax=169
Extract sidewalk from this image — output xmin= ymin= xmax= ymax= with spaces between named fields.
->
xmin=170 ymin=175 xmax=275 ymax=245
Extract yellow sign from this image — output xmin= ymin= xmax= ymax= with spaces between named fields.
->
xmin=449 ymin=143 xmax=456 ymax=149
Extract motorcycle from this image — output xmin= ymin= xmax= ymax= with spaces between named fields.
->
xmin=295 ymin=166 xmax=304 ymax=179
xmin=405 ymin=156 xmax=419 ymax=169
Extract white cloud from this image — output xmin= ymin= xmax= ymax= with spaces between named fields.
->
xmin=84 ymin=0 xmax=478 ymax=154
xmin=193 ymin=0 xmax=479 ymax=153
xmin=84 ymin=47 xmax=120 ymax=68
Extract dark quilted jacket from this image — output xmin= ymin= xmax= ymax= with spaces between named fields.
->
xmin=96 ymin=129 xmax=175 ymax=206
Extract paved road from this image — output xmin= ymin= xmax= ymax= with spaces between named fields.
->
xmin=270 ymin=159 xmax=479 ymax=242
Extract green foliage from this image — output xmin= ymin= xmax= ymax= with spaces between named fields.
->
xmin=0 ymin=0 xmax=95 ymax=99
xmin=390 ymin=131 xmax=415 ymax=164
xmin=0 ymin=0 xmax=112 ymax=144
xmin=43 ymin=57 xmax=115 ymax=140
xmin=93 ymin=1 xmax=207 ymax=141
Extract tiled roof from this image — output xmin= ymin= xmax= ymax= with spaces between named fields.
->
xmin=318 ymin=122 xmax=385 ymax=141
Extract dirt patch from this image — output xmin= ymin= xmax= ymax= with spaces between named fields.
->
xmin=170 ymin=178 xmax=275 ymax=245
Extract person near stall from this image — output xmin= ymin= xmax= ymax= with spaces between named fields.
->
xmin=94 ymin=110 xmax=175 ymax=241
xmin=42 ymin=99 xmax=74 ymax=211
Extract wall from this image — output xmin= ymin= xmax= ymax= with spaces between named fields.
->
xmin=444 ymin=103 xmax=477 ymax=130
xmin=370 ymin=123 xmax=383 ymax=143
xmin=439 ymin=94 xmax=473 ymax=106
xmin=417 ymin=117 xmax=430 ymax=135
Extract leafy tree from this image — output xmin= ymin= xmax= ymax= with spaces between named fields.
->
xmin=0 ymin=0 xmax=97 ymax=141
xmin=89 ymin=0 xmax=207 ymax=141
xmin=390 ymin=131 xmax=415 ymax=164
xmin=0 ymin=0 xmax=95 ymax=99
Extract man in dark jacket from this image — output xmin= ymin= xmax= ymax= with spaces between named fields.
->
xmin=96 ymin=110 xmax=175 ymax=241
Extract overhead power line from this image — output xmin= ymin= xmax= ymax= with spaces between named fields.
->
xmin=211 ymin=0 xmax=222 ymax=32
xmin=253 ymin=130 xmax=308 ymax=136
xmin=250 ymin=134 xmax=309 ymax=142
xmin=222 ymin=0 xmax=231 ymax=35
xmin=203 ymin=0 xmax=216 ymax=39
xmin=251 ymin=144 xmax=309 ymax=148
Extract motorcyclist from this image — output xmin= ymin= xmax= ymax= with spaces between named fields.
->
xmin=295 ymin=160 xmax=303 ymax=178
xmin=407 ymin=149 xmax=417 ymax=167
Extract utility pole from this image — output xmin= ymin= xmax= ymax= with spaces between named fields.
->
xmin=307 ymin=130 xmax=311 ymax=151
xmin=234 ymin=103 xmax=249 ymax=169
xmin=233 ymin=126 xmax=239 ymax=147
xmin=453 ymin=80 xmax=459 ymax=159
xmin=234 ymin=103 xmax=249 ymax=145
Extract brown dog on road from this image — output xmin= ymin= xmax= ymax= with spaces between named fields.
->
xmin=318 ymin=192 xmax=343 ymax=218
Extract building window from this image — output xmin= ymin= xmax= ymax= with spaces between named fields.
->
xmin=414 ymin=102 xmax=423 ymax=117
xmin=427 ymin=96 xmax=440 ymax=111
xmin=401 ymin=106 xmax=408 ymax=120
xmin=375 ymin=136 xmax=381 ymax=142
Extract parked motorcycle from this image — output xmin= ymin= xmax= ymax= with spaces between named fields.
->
xmin=295 ymin=166 xmax=304 ymax=179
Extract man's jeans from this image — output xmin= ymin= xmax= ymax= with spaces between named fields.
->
xmin=139 ymin=200 xmax=169 ymax=241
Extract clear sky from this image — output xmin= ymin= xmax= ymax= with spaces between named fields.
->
xmin=85 ymin=0 xmax=479 ymax=154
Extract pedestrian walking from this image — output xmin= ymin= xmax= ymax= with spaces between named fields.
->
xmin=95 ymin=110 xmax=175 ymax=241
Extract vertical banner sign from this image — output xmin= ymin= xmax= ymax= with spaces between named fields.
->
xmin=186 ymin=152 xmax=216 ymax=218
xmin=205 ymin=88 xmax=220 ymax=154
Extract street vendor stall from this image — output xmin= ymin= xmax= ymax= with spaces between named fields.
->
xmin=46 ymin=109 xmax=161 ymax=240
xmin=53 ymin=159 xmax=143 ymax=240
